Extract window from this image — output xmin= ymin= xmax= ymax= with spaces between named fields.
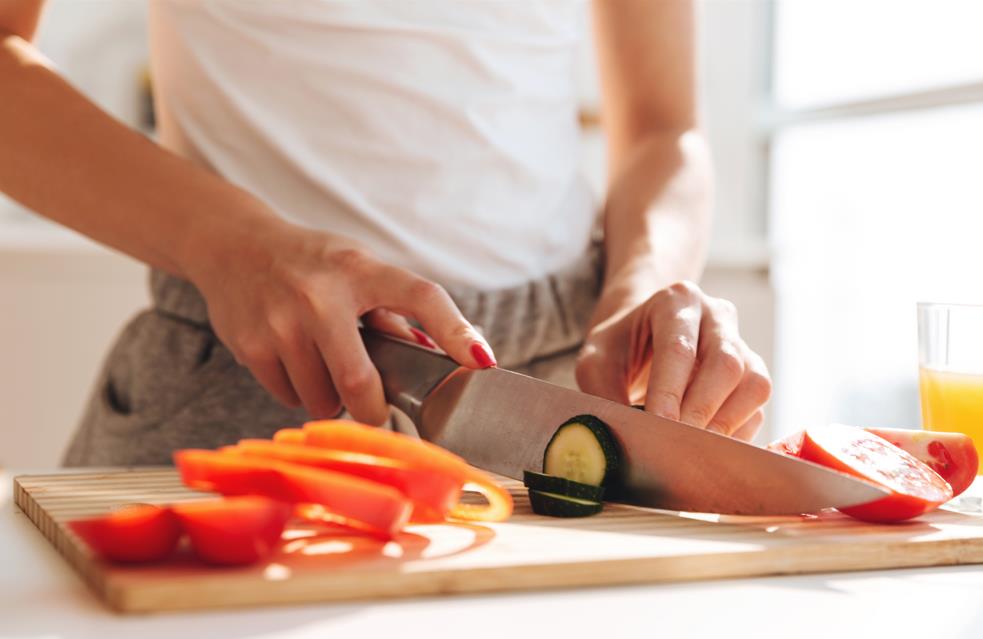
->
xmin=768 ymin=0 xmax=983 ymax=434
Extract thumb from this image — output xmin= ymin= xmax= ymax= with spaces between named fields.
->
xmin=575 ymin=340 xmax=631 ymax=405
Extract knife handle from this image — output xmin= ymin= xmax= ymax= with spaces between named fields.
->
xmin=361 ymin=329 xmax=461 ymax=425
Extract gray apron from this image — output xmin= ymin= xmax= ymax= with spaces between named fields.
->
xmin=63 ymin=241 xmax=603 ymax=466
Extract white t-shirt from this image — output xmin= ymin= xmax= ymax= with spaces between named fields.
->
xmin=149 ymin=0 xmax=596 ymax=289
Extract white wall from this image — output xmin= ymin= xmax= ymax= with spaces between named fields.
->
xmin=0 ymin=236 xmax=147 ymax=468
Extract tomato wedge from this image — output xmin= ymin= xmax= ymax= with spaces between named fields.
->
xmin=769 ymin=426 xmax=978 ymax=498
xmin=172 ymin=496 xmax=291 ymax=565
xmin=69 ymin=504 xmax=181 ymax=563
xmin=799 ymin=423 xmax=953 ymax=522
xmin=292 ymin=420 xmax=513 ymax=522
xmin=225 ymin=440 xmax=462 ymax=522
xmin=865 ymin=428 xmax=979 ymax=498
xmin=766 ymin=430 xmax=805 ymax=457
xmin=174 ymin=449 xmax=412 ymax=538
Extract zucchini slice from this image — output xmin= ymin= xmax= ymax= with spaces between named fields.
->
xmin=528 ymin=490 xmax=603 ymax=518
xmin=543 ymin=415 xmax=622 ymax=488
xmin=523 ymin=470 xmax=605 ymax=502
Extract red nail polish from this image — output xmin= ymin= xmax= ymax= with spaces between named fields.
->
xmin=470 ymin=341 xmax=497 ymax=368
xmin=410 ymin=327 xmax=437 ymax=349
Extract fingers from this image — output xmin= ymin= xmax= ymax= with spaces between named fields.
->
xmin=706 ymin=348 xmax=773 ymax=435
xmin=362 ymin=308 xmax=414 ymax=341
xmin=363 ymin=308 xmax=439 ymax=349
xmin=312 ymin=316 xmax=390 ymax=426
xmin=575 ymin=335 xmax=632 ymax=405
xmin=245 ymin=354 xmax=302 ymax=409
xmin=278 ymin=337 xmax=342 ymax=419
xmin=678 ymin=343 xmax=744 ymax=428
xmin=376 ymin=268 xmax=496 ymax=369
xmin=635 ymin=283 xmax=770 ymax=439
xmin=678 ymin=300 xmax=745 ymax=428
xmin=643 ymin=284 xmax=703 ymax=420
xmin=731 ymin=409 xmax=765 ymax=442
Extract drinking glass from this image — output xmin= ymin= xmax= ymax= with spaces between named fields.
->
xmin=918 ymin=302 xmax=983 ymax=472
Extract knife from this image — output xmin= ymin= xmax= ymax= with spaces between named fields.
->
xmin=363 ymin=330 xmax=888 ymax=515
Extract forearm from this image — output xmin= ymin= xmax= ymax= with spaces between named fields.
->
xmin=0 ymin=32 xmax=280 ymax=278
xmin=590 ymin=128 xmax=713 ymax=327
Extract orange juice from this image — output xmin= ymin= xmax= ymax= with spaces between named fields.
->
xmin=920 ymin=367 xmax=983 ymax=472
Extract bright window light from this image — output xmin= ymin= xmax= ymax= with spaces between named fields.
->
xmin=774 ymin=0 xmax=983 ymax=109
xmin=770 ymin=104 xmax=983 ymax=433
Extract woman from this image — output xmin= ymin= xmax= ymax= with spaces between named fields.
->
xmin=0 ymin=0 xmax=771 ymax=466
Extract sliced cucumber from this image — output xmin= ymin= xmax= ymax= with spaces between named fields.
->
xmin=528 ymin=490 xmax=603 ymax=518
xmin=523 ymin=470 xmax=605 ymax=502
xmin=543 ymin=415 xmax=622 ymax=488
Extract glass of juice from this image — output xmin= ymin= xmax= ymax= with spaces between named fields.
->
xmin=918 ymin=302 xmax=983 ymax=471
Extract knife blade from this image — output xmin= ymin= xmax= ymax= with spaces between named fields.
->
xmin=363 ymin=330 xmax=888 ymax=515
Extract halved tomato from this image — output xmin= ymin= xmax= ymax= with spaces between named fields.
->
xmin=865 ymin=428 xmax=978 ymax=497
xmin=766 ymin=431 xmax=805 ymax=457
xmin=69 ymin=504 xmax=181 ymax=563
xmin=293 ymin=420 xmax=513 ymax=522
xmin=799 ymin=423 xmax=953 ymax=522
xmin=174 ymin=449 xmax=412 ymax=539
xmin=226 ymin=440 xmax=462 ymax=521
xmin=172 ymin=496 xmax=291 ymax=565
xmin=769 ymin=426 xmax=978 ymax=498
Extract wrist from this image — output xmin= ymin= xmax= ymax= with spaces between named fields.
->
xmin=176 ymin=191 xmax=286 ymax=289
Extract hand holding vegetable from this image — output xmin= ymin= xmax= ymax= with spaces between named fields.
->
xmin=576 ymin=280 xmax=771 ymax=441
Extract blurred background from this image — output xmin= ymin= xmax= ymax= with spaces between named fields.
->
xmin=3 ymin=0 xmax=983 ymax=468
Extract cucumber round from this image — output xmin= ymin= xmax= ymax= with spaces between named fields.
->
xmin=543 ymin=415 xmax=622 ymax=487
xmin=528 ymin=490 xmax=603 ymax=518
xmin=523 ymin=470 xmax=605 ymax=502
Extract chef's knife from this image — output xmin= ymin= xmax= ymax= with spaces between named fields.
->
xmin=363 ymin=330 xmax=888 ymax=515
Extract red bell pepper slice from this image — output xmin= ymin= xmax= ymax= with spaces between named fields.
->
xmin=272 ymin=428 xmax=307 ymax=445
xmin=226 ymin=440 xmax=462 ymax=522
xmin=69 ymin=504 xmax=181 ymax=563
xmin=172 ymin=496 xmax=291 ymax=565
xmin=288 ymin=420 xmax=513 ymax=522
xmin=174 ymin=449 xmax=412 ymax=539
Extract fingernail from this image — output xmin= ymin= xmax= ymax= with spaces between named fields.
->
xmin=470 ymin=341 xmax=497 ymax=368
xmin=409 ymin=327 xmax=437 ymax=349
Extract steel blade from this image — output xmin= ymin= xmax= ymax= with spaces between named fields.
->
xmin=418 ymin=367 xmax=888 ymax=515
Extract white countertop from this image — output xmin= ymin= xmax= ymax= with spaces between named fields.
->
xmin=4 ymin=473 xmax=983 ymax=639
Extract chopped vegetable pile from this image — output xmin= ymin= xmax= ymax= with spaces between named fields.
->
xmin=68 ymin=420 xmax=514 ymax=565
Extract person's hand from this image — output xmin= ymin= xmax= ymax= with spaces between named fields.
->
xmin=184 ymin=216 xmax=496 ymax=425
xmin=575 ymin=281 xmax=771 ymax=441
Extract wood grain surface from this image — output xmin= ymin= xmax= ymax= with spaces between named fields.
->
xmin=14 ymin=469 xmax=983 ymax=613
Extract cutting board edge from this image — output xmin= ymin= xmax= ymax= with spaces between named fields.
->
xmin=15 ymin=471 xmax=983 ymax=614
xmin=13 ymin=475 xmax=113 ymax=606
xmin=101 ymin=538 xmax=983 ymax=613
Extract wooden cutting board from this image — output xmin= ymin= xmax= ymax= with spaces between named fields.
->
xmin=14 ymin=469 xmax=983 ymax=613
